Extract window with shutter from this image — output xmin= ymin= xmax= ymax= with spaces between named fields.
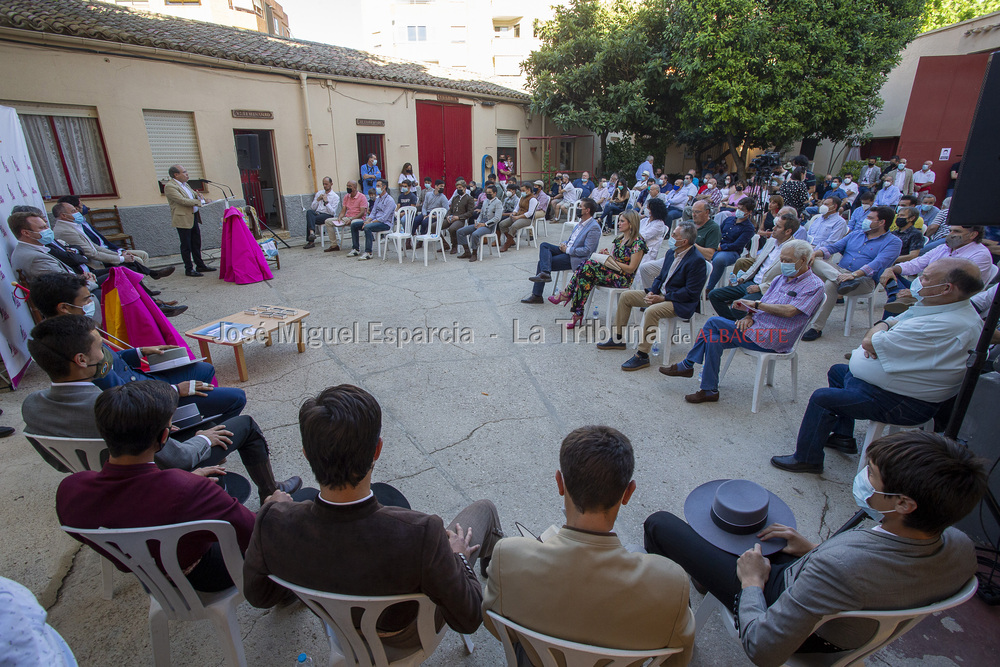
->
xmin=142 ymin=110 xmax=205 ymax=180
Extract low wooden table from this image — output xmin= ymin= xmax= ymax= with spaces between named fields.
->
xmin=184 ymin=305 xmax=310 ymax=382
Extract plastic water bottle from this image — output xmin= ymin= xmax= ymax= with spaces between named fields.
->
xmin=592 ymin=302 xmax=600 ymax=321
xmin=651 ymin=341 xmax=660 ymax=358
xmin=296 ymin=653 xmax=314 ymax=665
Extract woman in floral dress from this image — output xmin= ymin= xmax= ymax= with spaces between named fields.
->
xmin=549 ymin=210 xmax=647 ymax=328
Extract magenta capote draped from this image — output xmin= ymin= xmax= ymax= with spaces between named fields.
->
xmin=100 ymin=266 xmax=192 ymax=354
xmin=220 ymin=207 xmax=273 ymax=285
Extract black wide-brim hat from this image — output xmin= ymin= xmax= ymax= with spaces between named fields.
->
xmin=684 ymin=479 xmax=796 ymax=556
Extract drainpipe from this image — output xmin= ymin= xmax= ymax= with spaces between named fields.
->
xmin=300 ymin=73 xmax=317 ymax=193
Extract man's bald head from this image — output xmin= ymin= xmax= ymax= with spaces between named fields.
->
xmin=921 ymin=258 xmax=983 ymax=304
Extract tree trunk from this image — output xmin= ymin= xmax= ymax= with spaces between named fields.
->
xmin=727 ymin=134 xmax=747 ymax=182
xmin=599 ymin=131 xmax=608 ymax=176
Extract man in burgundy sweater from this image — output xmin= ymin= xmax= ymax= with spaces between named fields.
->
xmin=56 ymin=381 xmax=295 ymax=592
xmin=242 ymin=384 xmax=503 ymax=645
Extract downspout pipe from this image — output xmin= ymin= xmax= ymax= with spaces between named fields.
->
xmin=300 ymin=72 xmax=317 ymax=193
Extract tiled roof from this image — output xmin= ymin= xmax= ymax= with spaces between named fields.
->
xmin=0 ymin=0 xmax=529 ymax=101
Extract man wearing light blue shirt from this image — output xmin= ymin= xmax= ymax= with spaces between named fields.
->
xmin=847 ymin=192 xmax=875 ymax=232
xmin=635 ymin=156 xmax=654 ymax=183
xmin=874 ymin=178 xmax=901 ymax=207
xmin=349 ymin=179 xmax=394 ymax=260
xmin=797 ymin=197 xmax=847 ymax=248
xmin=801 ymin=206 xmax=901 ymax=341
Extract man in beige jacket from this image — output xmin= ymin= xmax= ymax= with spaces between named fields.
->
xmin=483 ymin=425 xmax=694 ymax=666
xmin=165 ymin=164 xmax=216 ymax=277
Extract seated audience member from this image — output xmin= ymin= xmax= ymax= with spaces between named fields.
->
xmin=483 ymin=426 xmax=694 ymax=664
xmin=56 ymin=382 xmax=300 ymax=592
xmin=597 ymin=222 xmax=707 ymax=371
xmin=521 ymin=199 xmax=601 ymax=304
xmin=304 ymin=177 xmax=340 ymax=249
xmin=776 ymin=168 xmax=809 ymax=214
xmin=646 ymin=431 xmax=986 ymax=666
xmin=640 ymin=183 xmax=667 ymax=218
xmin=919 ymin=194 xmax=940 ymax=227
xmin=913 ymin=160 xmax=936 ymax=193
xmin=722 ymin=182 xmax=746 ymax=212
xmin=25 ymin=317 xmax=300 ymax=499
xmin=892 ymin=207 xmax=926 ymax=263
xmin=798 ymin=197 xmax=846 ymax=248
xmin=457 ymin=184 xmax=503 ymax=262
xmin=660 ymin=240 xmax=823 ymax=403
xmin=441 ymin=179 xmax=476 ymax=254
xmin=7 ymin=211 xmax=99 ymax=287
xmin=549 ymin=173 xmax=563 ymax=198
xmin=759 ymin=195 xmax=783 ymax=237
xmin=502 ymin=182 xmax=520 ymax=217
xmin=0 ymin=575 xmax=76 ymax=664
xmin=243 ymin=385 xmax=502 ymax=643
xmin=601 ymin=182 xmax=632 ymax=231
xmin=396 ymin=180 xmax=419 ymax=211
xmin=332 ymin=180 xmax=369 ymax=253
xmin=499 ymin=181 xmax=539 ymax=251
xmin=921 ymin=197 xmax=951 ymax=254
xmin=572 ymin=171 xmax=596 ymax=198
xmin=694 ymin=178 xmax=723 ymax=211
xmin=349 ymin=179 xmax=395 ymax=261
xmin=468 ymin=180 xmax=483 ymax=200
xmin=706 ymin=197 xmax=757 ymax=293
xmin=880 ymin=225 xmax=993 ymax=295
xmin=640 ymin=197 xmax=669 ymax=260
xmin=637 ymin=201 xmax=720 ymax=290
xmin=800 ymin=206 xmax=901 ymax=341
xmin=412 ymin=179 xmax=449 ymax=241
xmin=549 ymin=210 xmax=647 ymax=329
xmin=709 ymin=213 xmax=798 ymax=320
xmin=873 ymin=177 xmax=901 ymax=207
xmin=591 ymin=177 xmax=612 ymax=210
xmin=891 ymin=195 xmax=923 ymax=231
xmin=679 ymin=173 xmax=699 ymax=203
xmin=533 ymin=180 xmax=551 ymax=227
xmin=416 ymin=177 xmax=434 ymax=208
xmin=665 ymin=179 xmax=689 ymax=225
xmin=553 ymin=174 xmax=581 ymax=220
xmin=772 ymin=258 xmax=984 ymax=473
xmin=847 ymin=192 xmax=875 ymax=232
xmin=840 ymin=172 xmax=859 ymax=204
xmin=29 ymin=273 xmax=247 ymax=424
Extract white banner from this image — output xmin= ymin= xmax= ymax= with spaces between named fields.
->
xmin=0 ymin=106 xmax=47 ymax=388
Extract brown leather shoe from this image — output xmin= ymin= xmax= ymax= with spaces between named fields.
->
xmin=324 ymin=245 xmax=340 ymax=253
xmin=456 ymin=248 xmax=471 ymax=259
xmin=469 ymin=252 xmax=478 ymax=262
xmin=449 ymin=247 xmax=458 ymax=255
xmin=500 ymin=237 xmax=514 ymax=252
xmin=659 ymin=363 xmax=694 ymax=378
xmin=685 ymin=389 xmax=720 ymax=404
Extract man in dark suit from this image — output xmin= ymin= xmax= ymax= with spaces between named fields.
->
xmin=522 ymin=198 xmax=602 ymax=303
xmin=243 ymin=384 xmax=503 ymax=646
xmin=28 ymin=272 xmax=245 ymax=423
xmin=56 ymin=381 xmax=295 ymax=592
xmin=23 ymin=316 xmax=301 ymax=501
xmin=598 ymin=221 xmax=707 ymax=371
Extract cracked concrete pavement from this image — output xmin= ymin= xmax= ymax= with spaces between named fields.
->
xmin=0 ymin=234 xmax=990 ymax=666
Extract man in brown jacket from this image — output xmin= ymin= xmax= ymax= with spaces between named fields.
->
xmin=164 ymin=164 xmax=216 ymax=277
xmin=443 ymin=179 xmax=476 ymax=254
xmin=242 ymin=384 xmax=502 ymax=646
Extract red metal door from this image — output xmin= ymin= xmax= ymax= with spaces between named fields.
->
xmin=416 ymin=101 xmax=472 ymax=188
xmin=897 ymin=53 xmax=990 ymax=203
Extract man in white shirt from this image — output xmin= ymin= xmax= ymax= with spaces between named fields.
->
xmin=891 ymin=159 xmax=915 ymax=195
xmin=679 ymin=174 xmax=699 ymax=204
xmin=840 ymin=173 xmax=859 ymax=204
xmin=772 ymin=257 xmax=984 ymax=473
xmin=304 ymin=176 xmax=341 ymax=249
xmin=913 ymin=161 xmax=936 ymax=195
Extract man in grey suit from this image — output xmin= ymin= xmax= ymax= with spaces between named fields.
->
xmin=7 ymin=211 xmax=98 ymax=285
xmin=521 ymin=197 xmax=602 ymax=304
xmin=22 ymin=315 xmax=300 ymax=502
xmin=645 ymin=431 xmax=986 ymax=666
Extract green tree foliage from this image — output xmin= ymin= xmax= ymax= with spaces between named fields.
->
xmin=922 ymin=0 xmax=1000 ymax=32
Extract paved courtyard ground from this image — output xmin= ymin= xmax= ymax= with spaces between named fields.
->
xmin=1 ymin=232 xmax=996 ymax=666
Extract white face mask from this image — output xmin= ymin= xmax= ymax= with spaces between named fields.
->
xmin=818 ymin=205 xmax=830 ymax=216
xmin=853 ymin=466 xmax=902 ymax=521
xmin=844 ymin=177 xmax=852 ymax=184
xmin=707 ymin=183 xmax=715 ymax=189
xmin=373 ymin=159 xmax=378 ymax=166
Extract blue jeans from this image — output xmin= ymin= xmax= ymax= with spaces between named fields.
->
xmin=708 ymin=283 xmax=763 ymax=320
xmin=532 ymin=242 xmax=573 ymax=296
xmin=155 ymin=362 xmax=247 ymax=423
xmin=601 ymin=203 xmax=624 ymax=228
xmin=412 ymin=213 xmax=429 ymax=236
xmin=803 ymin=205 xmax=819 ymax=218
xmin=791 ymin=364 xmax=939 ymax=465
xmin=708 ymin=250 xmax=741 ymax=291
xmin=351 ymin=220 xmax=391 ymax=253
xmin=304 ymin=210 xmax=332 ymax=237
xmin=666 ymin=207 xmax=683 ymax=226
xmin=683 ymin=317 xmax=771 ymax=391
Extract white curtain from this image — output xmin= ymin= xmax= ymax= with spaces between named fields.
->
xmin=52 ymin=116 xmax=113 ymax=195
xmin=19 ymin=115 xmax=68 ymax=198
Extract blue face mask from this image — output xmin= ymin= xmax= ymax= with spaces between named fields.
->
xmin=853 ymin=465 xmax=901 ymax=521
xmin=910 ymin=276 xmax=945 ymax=304
xmin=861 ymin=219 xmax=873 ymax=232
xmin=72 ymin=212 xmax=86 ymax=225
xmin=38 ymin=228 xmax=55 ymax=245
xmin=780 ymin=262 xmax=797 ymax=277
xmin=667 ymin=237 xmax=677 ymax=250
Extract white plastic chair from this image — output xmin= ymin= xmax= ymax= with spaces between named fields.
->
xmin=25 ymin=433 xmax=115 ymax=600
xmin=693 ymin=577 xmax=977 ymax=667
xmin=843 ymin=284 xmax=878 ymax=337
xmin=412 ymin=208 xmax=448 ymax=266
xmin=557 ymin=202 xmax=582 ymax=243
xmin=533 ymin=205 xmax=549 ymax=239
xmin=514 ymin=223 xmax=537 ymax=250
xmin=381 ymin=207 xmax=416 ymax=263
xmin=629 ymin=260 xmax=713 ymax=362
xmin=269 ymin=575 xmax=473 ymax=667
xmin=748 ymin=233 xmax=762 ymax=258
xmin=718 ymin=294 xmax=828 ymax=413
xmin=299 ymin=195 xmax=342 ymax=249
xmin=856 ymin=419 xmax=935 ymax=473
xmin=593 ymin=286 xmax=630 ymax=329
xmin=478 ymin=226 xmax=501 ymax=260
xmin=63 ymin=520 xmax=247 ymax=667
xmin=486 ymin=610 xmax=681 ymax=667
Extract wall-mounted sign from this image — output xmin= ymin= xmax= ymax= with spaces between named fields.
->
xmin=232 ymin=109 xmax=274 ymax=120
xmin=939 ymin=147 xmax=952 ymax=161
xmin=436 ymin=94 xmax=460 ymax=103
xmin=356 ymin=118 xmax=385 ymax=127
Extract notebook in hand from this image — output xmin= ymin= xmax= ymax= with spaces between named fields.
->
xmin=146 ymin=347 xmax=203 ymax=372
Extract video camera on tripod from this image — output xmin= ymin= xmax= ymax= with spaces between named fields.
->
xmin=749 ymin=151 xmax=781 ymax=172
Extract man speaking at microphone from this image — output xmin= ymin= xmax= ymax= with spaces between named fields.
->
xmin=165 ymin=164 xmax=218 ymax=277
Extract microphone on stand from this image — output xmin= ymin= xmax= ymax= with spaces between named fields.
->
xmin=203 ymin=180 xmax=236 ymax=200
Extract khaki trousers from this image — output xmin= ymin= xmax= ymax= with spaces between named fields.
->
xmin=614 ymin=290 xmax=677 ymax=353
xmin=810 ymin=258 xmax=875 ymax=331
